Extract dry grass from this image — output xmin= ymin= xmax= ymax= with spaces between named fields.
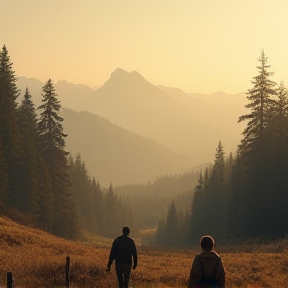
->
xmin=1 ymin=216 xmax=288 ymax=288
xmin=0 ymin=216 xmax=112 ymax=287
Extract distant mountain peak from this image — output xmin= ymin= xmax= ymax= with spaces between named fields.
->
xmin=110 ymin=68 xmax=130 ymax=79
xmin=110 ymin=68 xmax=145 ymax=80
xmin=105 ymin=68 xmax=149 ymax=89
xmin=112 ymin=67 xmax=128 ymax=74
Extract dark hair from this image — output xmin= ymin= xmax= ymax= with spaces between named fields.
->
xmin=122 ymin=226 xmax=130 ymax=235
xmin=200 ymin=235 xmax=215 ymax=250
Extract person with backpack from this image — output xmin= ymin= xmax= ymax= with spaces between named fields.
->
xmin=188 ymin=235 xmax=225 ymax=288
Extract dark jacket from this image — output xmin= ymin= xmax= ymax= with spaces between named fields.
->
xmin=188 ymin=250 xmax=225 ymax=288
xmin=107 ymin=235 xmax=137 ymax=268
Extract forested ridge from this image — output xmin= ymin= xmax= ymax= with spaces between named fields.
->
xmin=0 ymin=45 xmax=133 ymax=239
xmin=114 ymin=172 xmax=201 ymax=228
xmin=156 ymin=51 xmax=288 ymax=246
xmin=0 ymin=44 xmax=198 ymax=240
xmin=1 ymin=45 xmax=287 ymax=246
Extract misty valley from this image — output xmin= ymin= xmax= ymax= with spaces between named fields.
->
xmin=2 ymin=45 xmax=288 ymax=287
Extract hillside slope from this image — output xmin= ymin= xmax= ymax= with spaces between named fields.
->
xmin=157 ymin=85 xmax=247 ymax=136
xmin=82 ymin=68 xmax=235 ymax=162
xmin=17 ymin=73 xmax=247 ymax=186
xmin=0 ymin=216 xmax=112 ymax=287
xmin=1 ymin=216 xmax=288 ymax=288
xmin=62 ymin=109 xmax=195 ymax=187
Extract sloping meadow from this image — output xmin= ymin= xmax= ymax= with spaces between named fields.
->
xmin=1 ymin=216 xmax=288 ymax=287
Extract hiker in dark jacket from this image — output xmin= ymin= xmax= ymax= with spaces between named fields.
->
xmin=188 ymin=235 xmax=225 ymax=288
xmin=107 ymin=226 xmax=138 ymax=288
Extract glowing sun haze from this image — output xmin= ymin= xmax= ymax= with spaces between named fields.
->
xmin=1 ymin=0 xmax=288 ymax=94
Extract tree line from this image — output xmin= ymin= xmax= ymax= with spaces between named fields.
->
xmin=115 ymin=172 xmax=200 ymax=228
xmin=156 ymin=51 xmax=288 ymax=246
xmin=3 ymin=45 xmax=284 ymax=244
xmin=0 ymin=45 xmax=133 ymax=239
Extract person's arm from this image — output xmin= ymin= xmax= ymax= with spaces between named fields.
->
xmin=132 ymin=240 xmax=137 ymax=269
xmin=107 ymin=240 xmax=117 ymax=270
xmin=188 ymin=256 xmax=202 ymax=288
xmin=215 ymin=258 xmax=225 ymax=288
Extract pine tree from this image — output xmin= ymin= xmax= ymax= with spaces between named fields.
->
xmin=69 ymin=153 xmax=90 ymax=230
xmin=17 ymin=88 xmax=40 ymax=218
xmin=38 ymin=79 xmax=77 ymax=237
xmin=239 ymin=50 xmax=277 ymax=151
xmin=92 ymin=177 xmax=104 ymax=234
xmin=274 ymin=82 xmax=288 ymax=136
xmin=267 ymin=82 xmax=288 ymax=236
xmin=0 ymin=45 xmax=23 ymax=208
xmin=0 ymin=45 xmax=21 ymax=155
xmin=205 ymin=141 xmax=228 ymax=242
xmin=190 ymin=171 xmax=205 ymax=244
xmin=68 ymin=154 xmax=83 ymax=227
xmin=270 ymin=82 xmax=288 ymax=170
xmin=164 ymin=201 xmax=179 ymax=246
xmin=213 ymin=142 xmax=225 ymax=179
xmin=80 ymin=160 xmax=94 ymax=231
xmin=238 ymin=51 xmax=278 ymax=237
xmin=104 ymin=182 xmax=117 ymax=238
xmin=228 ymin=153 xmax=248 ymax=238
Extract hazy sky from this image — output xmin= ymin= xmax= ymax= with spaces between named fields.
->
xmin=1 ymin=0 xmax=288 ymax=94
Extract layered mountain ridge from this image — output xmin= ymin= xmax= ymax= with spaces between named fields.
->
xmin=16 ymin=68 xmax=248 ymax=186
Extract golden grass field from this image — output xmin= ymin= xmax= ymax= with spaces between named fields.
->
xmin=1 ymin=216 xmax=288 ymax=288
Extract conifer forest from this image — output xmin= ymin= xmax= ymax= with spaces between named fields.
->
xmin=1 ymin=45 xmax=288 ymax=245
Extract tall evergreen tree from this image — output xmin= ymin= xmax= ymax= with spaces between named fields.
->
xmin=38 ymin=79 xmax=77 ymax=237
xmin=80 ymin=160 xmax=95 ymax=231
xmin=228 ymin=152 xmax=248 ymax=238
xmin=69 ymin=153 xmax=88 ymax=229
xmin=190 ymin=171 xmax=205 ymax=244
xmin=205 ymin=142 xmax=228 ymax=242
xmin=274 ymin=82 xmax=288 ymax=135
xmin=0 ymin=45 xmax=23 ymax=208
xmin=238 ymin=51 xmax=278 ymax=237
xmin=92 ymin=177 xmax=104 ymax=234
xmin=104 ymin=182 xmax=117 ymax=238
xmin=164 ymin=201 xmax=179 ymax=246
xmin=189 ymin=142 xmax=230 ymax=243
xmin=267 ymin=82 xmax=288 ymax=236
xmin=155 ymin=201 xmax=179 ymax=246
xmin=17 ymin=88 xmax=40 ymax=218
xmin=239 ymin=50 xmax=277 ymax=150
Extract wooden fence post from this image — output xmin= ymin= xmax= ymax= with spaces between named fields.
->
xmin=7 ymin=271 xmax=13 ymax=288
xmin=65 ymin=256 xmax=70 ymax=287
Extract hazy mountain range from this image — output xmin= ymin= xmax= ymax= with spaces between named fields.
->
xmin=17 ymin=69 xmax=248 ymax=186
xmin=62 ymin=109 xmax=195 ymax=186
xmin=17 ymin=77 xmax=96 ymax=109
